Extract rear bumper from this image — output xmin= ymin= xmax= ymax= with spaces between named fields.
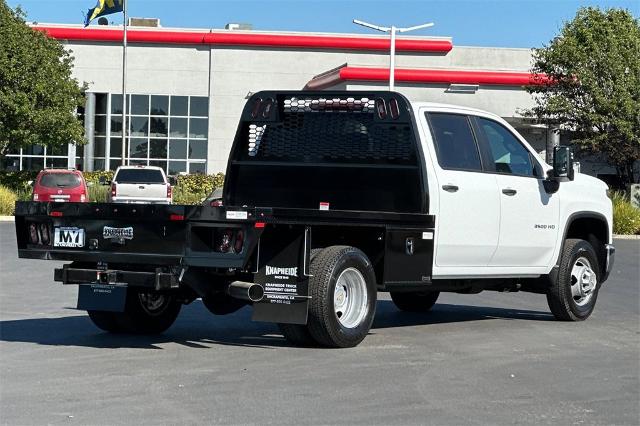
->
xmin=110 ymin=197 xmax=171 ymax=204
xmin=54 ymin=265 xmax=179 ymax=290
xmin=602 ymin=244 xmax=615 ymax=283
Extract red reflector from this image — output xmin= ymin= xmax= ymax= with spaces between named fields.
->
xmin=49 ymin=211 xmax=63 ymax=217
xmin=169 ymin=214 xmax=185 ymax=221
xmin=254 ymin=222 xmax=266 ymax=228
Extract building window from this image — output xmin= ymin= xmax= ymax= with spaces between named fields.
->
xmin=107 ymin=93 xmax=208 ymax=173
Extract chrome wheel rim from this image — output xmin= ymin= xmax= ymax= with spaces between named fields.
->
xmin=333 ymin=267 xmax=368 ymax=328
xmin=138 ymin=293 xmax=169 ymax=316
xmin=570 ymin=257 xmax=597 ymax=307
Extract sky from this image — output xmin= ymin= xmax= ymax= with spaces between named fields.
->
xmin=7 ymin=0 xmax=639 ymax=48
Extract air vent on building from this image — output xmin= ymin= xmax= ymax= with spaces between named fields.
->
xmin=128 ymin=17 xmax=161 ymax=27
xmin=225 ymin=23 xmax=253 ymax=30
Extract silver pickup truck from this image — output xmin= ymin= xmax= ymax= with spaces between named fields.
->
xmin=107 ymin=166 xmax=172 ymax=204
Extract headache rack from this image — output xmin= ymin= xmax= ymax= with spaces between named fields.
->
xmin=224 ymin=91 xmax=427 ymax=213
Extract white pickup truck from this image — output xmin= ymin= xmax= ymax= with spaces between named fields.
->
xmin=107 ymin=165 xmax=172 ymax=204
xmin=16 ymin=91 xmax=615 ymax=347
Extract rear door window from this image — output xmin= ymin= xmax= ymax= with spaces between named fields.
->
xmin=426 ymin=113 xmax=482 ymax=171
xmin=39 ymin=173 xmax=82 ymax=189
xmin=115 ymin=169 xmax=165 ymax=184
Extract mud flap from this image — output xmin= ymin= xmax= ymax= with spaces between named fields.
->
xmin=252 ymin=226 xmax=310 ymax=325
xmin=77 ymin=284 xmax=127 ymax=312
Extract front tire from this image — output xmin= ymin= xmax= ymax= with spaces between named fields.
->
xmin=306 ymin=246 xmax=377 ymax=348
xmin=547 ymin=239 xmax=600 ymax=321
xmin=390 ymin=291 xmax=440 ymax=312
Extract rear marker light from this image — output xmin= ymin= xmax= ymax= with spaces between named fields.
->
xmin=262 ymin=98 xmax=274 ymax=118
xmin=49 ymin=211 xmax=63 ymax=217
xmin=250 ymin=98 xmax=263 ymax=118
xmin=375 ymin=98 xmax=387 ymax=119
xmin=389 ymin=98 xmax=400 ymax=119
xmin=169 ymin=214 xmax=184 ymax=221
xmin=254 ymin=222 xmax=266 ymax=228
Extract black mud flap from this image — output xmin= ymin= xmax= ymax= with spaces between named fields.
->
xmin=77 ymin=284 xmax=127 ymax=312
xmin=252 ymin=226 xmax=311 ymax=325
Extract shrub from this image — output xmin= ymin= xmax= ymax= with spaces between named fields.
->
xmin=88 ymin=184 xmax=109 ymax=203
xmin=0 ymin=170 xmax=38 ymax=191
xmin=611 ymin=192 xmax=640 ymax=235
xmin=172 ymin=186 xmax=207 ymax=205
xmin=173 ymin=173 xmax=224 ymax=205
xmin=83 ymin=170 xmax=114 ymax=185
xmin=0 ymin=185 xmax=18 ymax=215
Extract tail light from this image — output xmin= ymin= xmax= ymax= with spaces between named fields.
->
xmin=167 ymin=183 xmax=172 ymax=199
xmin=234 ymin=230 xmax=244 ymax=253
xmin=38 ymin=223 xmax=50 ymax=245
xmin=28 ymin=223 xmax=39 ymax=244
xmin=210 ymin=200 xmax=223 ymax=207
xmin=80 ymin=194 xmax=86 ymax=202
xmin=111 ymin=183 xmax=117 ymax=198
xmin=33 ymin=193 xmax=39 ymax=201
xmin=215 ymin=229 xmax=245 ymax=253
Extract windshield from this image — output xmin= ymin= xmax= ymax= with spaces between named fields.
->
xmin=38 ymin=173 xmax=82 ymax=189
xmin=115 ymin=169 xmax=165 ymax=184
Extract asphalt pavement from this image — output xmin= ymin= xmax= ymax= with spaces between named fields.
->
xmin=0 ymin=222 xmax=638 ymax=425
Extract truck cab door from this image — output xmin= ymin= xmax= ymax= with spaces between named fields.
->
xmin=473 ymin=117 xmax=560 ymax=267
xmin=422 ymin=112 xmax=500 ymax=268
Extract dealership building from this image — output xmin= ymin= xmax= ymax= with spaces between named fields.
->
xmin=1 ymin=21 xmax=616 ymax=178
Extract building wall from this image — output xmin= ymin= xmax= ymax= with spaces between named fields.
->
xmin=9 ymin=25 xmax=543 ymax=174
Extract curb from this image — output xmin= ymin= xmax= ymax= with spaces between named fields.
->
xmin=0 ymin=216 xmax=15 ymax=222
xmin=613 ymin=234 xmax=640 ymax=240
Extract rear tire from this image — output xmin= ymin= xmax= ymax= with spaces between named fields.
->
xmin=390 ymin=291 xmax=440 ymax=312
xmin=87 ymin=310 xmax=122 ymax=332
xmin=547 ymin=239 xmax=600 ymax=321
xmin=306 ymin=246 xmax=377 ymax=348
xmin=89 ymin=288 xmax=182 ymax=334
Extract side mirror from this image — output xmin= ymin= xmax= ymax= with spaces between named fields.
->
xmin=552 ymin=145 xmax=574 ymax=181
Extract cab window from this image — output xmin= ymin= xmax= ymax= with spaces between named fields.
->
xmin=477 ymin=118 xmax=537 ymax=177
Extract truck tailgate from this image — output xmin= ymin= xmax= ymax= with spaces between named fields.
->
xmin=114 ymin=183 xmax=167 ymax=201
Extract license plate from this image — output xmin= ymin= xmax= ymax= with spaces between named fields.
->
xmin=53 ymin=227 xmax=85 ymax=248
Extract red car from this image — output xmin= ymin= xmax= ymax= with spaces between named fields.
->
xmin=32 ymin=169 xmax=89 ymax=203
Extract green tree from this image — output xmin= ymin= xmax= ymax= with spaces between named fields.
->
xmin=527 ymin=7 xmax=640 ymax=185
xmin=0 ymin=1 xmax=85 ymax=157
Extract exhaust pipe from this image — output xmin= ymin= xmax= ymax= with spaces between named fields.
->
xmin=226 ymin=281 xmax=264 ymax=302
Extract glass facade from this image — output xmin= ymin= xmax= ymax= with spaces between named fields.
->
xmin=107 ymin=93 xmax=209 ymax=174
xmin=0 ymin=93 xmax=209 ymax=174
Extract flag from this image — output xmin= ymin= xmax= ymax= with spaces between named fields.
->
xmin=84 ymin=0 xmax=124 ymax=27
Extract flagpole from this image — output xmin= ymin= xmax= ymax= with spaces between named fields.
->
xmin=120 ymin=0 xmax=128 ymax=165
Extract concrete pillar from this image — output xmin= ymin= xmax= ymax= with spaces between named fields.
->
xmin=83 ymin=92 xmax=96 ymax=172
xmin=67 ymin=143 xmax=76 ymax=169
xmin=546 ymin=127 xmax=560 ymax=165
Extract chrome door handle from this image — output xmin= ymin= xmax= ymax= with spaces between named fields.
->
xmin=502 ymin=188 xmax=517 ymax=196
xmin=442 ymin=184 xmax=459 ymax=192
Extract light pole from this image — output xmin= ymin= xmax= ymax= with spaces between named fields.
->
xmin=353 ymin=19 xmax=434 ymax=91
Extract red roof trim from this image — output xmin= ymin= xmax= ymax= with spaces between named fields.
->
xmin=33 ymin=26 xmax=453 ymax=53
xmin=306 ymin=66 xmax=549 ymax=89
xmin=340 ymin=67 xmax=549 ymax=86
